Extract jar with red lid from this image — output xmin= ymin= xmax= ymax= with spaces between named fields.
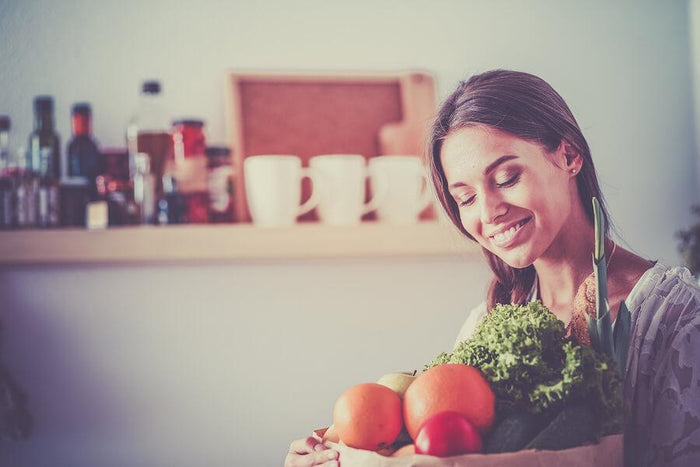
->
xmin=172 ymin=119 xmax=206 ymax=161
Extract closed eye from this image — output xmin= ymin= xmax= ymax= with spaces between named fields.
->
xmin=496 ymin=173 xmax=520 ymax=188
xmin=457 ymin=194 xmax=476 ymax=207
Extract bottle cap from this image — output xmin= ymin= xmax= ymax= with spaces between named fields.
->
xmin=71 ymin=103 xmax=91 ymax=116
xmin=142 ymin=81 xmax=161 ymax=94
xmin=0 ymin=115 xmax=10 ymax=130
xmin=34 ymin=96 xmax=54 ymax=112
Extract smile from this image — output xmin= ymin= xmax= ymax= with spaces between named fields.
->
xmin=489 ymin=217 xmax=532 ymax=247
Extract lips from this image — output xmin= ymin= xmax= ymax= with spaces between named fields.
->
xmin=488 ymin=217 xmax=532 ymax=247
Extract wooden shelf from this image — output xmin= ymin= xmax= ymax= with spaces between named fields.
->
xmin=0 ymin=222 xmax=480 ymax=265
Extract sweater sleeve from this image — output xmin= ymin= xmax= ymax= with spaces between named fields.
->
xmin=623 ymin=265 xmax=700 ymax=466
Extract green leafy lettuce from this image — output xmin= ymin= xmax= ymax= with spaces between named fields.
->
xmin=426 ymin=301 xmax=623 ymax=434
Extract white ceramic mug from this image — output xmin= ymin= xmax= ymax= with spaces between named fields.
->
xmin=368 ymin=155 xmax=432 ymax=224
xmin=244 ymin=155 xmax=320 ymax=226
xmin=309 ymin=154 xmax=383 ymax=225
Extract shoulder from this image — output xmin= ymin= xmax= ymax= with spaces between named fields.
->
xmin=453 ymin=301 xmax=487 ymax=350
xmin=626 ymin=262 xmax=700 ymax=312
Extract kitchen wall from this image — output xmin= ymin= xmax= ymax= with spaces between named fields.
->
xmin=0 ymin=1 xmax=697 ymax=466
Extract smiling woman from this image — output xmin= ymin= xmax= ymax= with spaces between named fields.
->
xmin=427 ymin=70 xmax=700 ymax=467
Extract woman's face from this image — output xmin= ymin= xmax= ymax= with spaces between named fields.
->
xmin=440 ymin=125 xmax=581 ymax=268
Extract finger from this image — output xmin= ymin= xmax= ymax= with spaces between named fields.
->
xmin=285 ymin=448 xmax=338 ymax=467
xmin=313 ymin=442 xmax=329 ymax=452
xmin=289 ymin=436 xmax=321 ymax=454
xmin=310 ymin=449 xmax=339 ymax=465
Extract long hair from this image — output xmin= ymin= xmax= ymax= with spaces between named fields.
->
xmin=428 ymin=70 xmax=611 ymax=308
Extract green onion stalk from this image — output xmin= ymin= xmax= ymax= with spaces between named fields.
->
xmin=586 ymin=198 xmax=631 ymax=379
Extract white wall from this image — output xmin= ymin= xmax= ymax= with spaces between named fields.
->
xmin=0 ymin=1 xmax=697 ymax=466
xmin=0 ymin=258 xmax=491 ymax=467
xmin=692 ymin=0 xmax=700 ymax=188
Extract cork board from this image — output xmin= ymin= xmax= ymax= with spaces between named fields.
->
xmin=224 ymin=71 xmax=437 ymax=223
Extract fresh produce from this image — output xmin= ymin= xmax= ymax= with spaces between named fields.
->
xmin=484 ymin=410 xmax=552 ymax=453
xmin=376 ymin=371 xmax=417 ymax=400
xmin=414 ymin=411 xmax=482 ymax=457
xmin=333 ymin=382 xmax=403 ymax=451
xmin=403 ymin=363 xmax=495 ymax=440
xmin=524 ymin=405 xmax=598 ymax=451
xmin=426 ymin=301 xmax=624 ymax=438
xmin=376 ymin=371 xmax=416 ymax=445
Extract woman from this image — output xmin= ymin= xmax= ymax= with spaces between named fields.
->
xmin=285 ymin=70 xmax=700 ymax=467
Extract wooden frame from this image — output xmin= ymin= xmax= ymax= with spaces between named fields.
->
xmin=223 ymin=70 xmax=437 ymax=223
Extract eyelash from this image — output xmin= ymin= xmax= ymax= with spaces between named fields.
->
xmin=457 ymin=173 xmax=521 ymax=207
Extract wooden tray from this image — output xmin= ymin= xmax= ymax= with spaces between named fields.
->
xmin=224 ymin=70 xmax=438 ymax=222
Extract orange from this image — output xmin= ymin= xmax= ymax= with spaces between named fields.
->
xmin=333 ymin=382 xmax=403 ymax=451
xmin=403 ymin=364 xmax=495 ymax=439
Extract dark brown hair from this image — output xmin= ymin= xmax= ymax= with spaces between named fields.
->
xmin=428 ymin=70 xmax=610 ymax=308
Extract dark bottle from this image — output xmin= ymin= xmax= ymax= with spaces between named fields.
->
xmin=156 ymin=173 xmax=187 ymax=225
xmin=28 ymin=96 xmax=60 ymax=227
xmin=0 ymin=116 xmax=15 ymax=229
xmin=0 ymin=116 xmax=9 ymax=166
xmin=28 ymin=96 xmax=61 ymax=180
xmin=67 ymin=103 xmax=103 ymax=180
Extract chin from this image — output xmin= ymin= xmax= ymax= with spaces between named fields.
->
xmin=493 ymin=249 xmax=536 ymax=269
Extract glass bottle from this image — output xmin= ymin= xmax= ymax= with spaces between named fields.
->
xmin=126 ymin=80 xmax=172 ymax=198
xmin=0 ymin=115 xmax=9 ymax=167
xmin=28 ymin=96 xmax=60 ymax=228
xmin=28 ymin=96 xmax=61 ymax=180
xmin=132 ymin=152 xmax=155 ymax=224
xmin=0 ymin=116 xmax=14 ymax=229
xmin=67 ymin=103 xmax=103 ymax=180
xmin=206 ymin=146 xmax=234 ymax=223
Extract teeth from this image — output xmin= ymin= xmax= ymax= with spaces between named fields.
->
xmin=492 ymin=220 xmax=525 ymax=244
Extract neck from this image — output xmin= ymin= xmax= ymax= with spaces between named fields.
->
xmin=532 ymin=209 xmax=606 ymax=322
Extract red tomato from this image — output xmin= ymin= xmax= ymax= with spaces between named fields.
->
xmin=414 ymin=411 xmax=482 ymax=457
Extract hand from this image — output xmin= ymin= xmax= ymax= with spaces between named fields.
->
xmin=285 ymin=436 xmax=340 ymax=467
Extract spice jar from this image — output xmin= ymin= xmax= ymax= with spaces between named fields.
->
xmin=206 ymin=146 xmax=234 ymax=223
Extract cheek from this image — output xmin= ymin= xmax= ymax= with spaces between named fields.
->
xmin=458 ymin=210 xmax=486 ymax=242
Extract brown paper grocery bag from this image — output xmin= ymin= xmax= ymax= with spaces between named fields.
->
xmin=313 ymin=429 xmax=622 ymax=467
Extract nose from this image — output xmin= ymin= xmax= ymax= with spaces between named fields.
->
xmin=479 ymin=193 xmax=508 ymax=224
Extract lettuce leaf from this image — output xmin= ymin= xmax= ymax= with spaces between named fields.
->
xmin=426 ymin=301 xmax=623 ymax=434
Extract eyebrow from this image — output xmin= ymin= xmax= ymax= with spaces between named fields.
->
xmin=448 ymin=155 xmax=519 ymax=190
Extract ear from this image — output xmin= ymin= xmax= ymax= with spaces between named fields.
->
xmin=556 ymin=140 xmax=583 ymax=175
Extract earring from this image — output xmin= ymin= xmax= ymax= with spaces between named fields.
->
xmin=570 ymin=169 xmax=577 ymax=174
